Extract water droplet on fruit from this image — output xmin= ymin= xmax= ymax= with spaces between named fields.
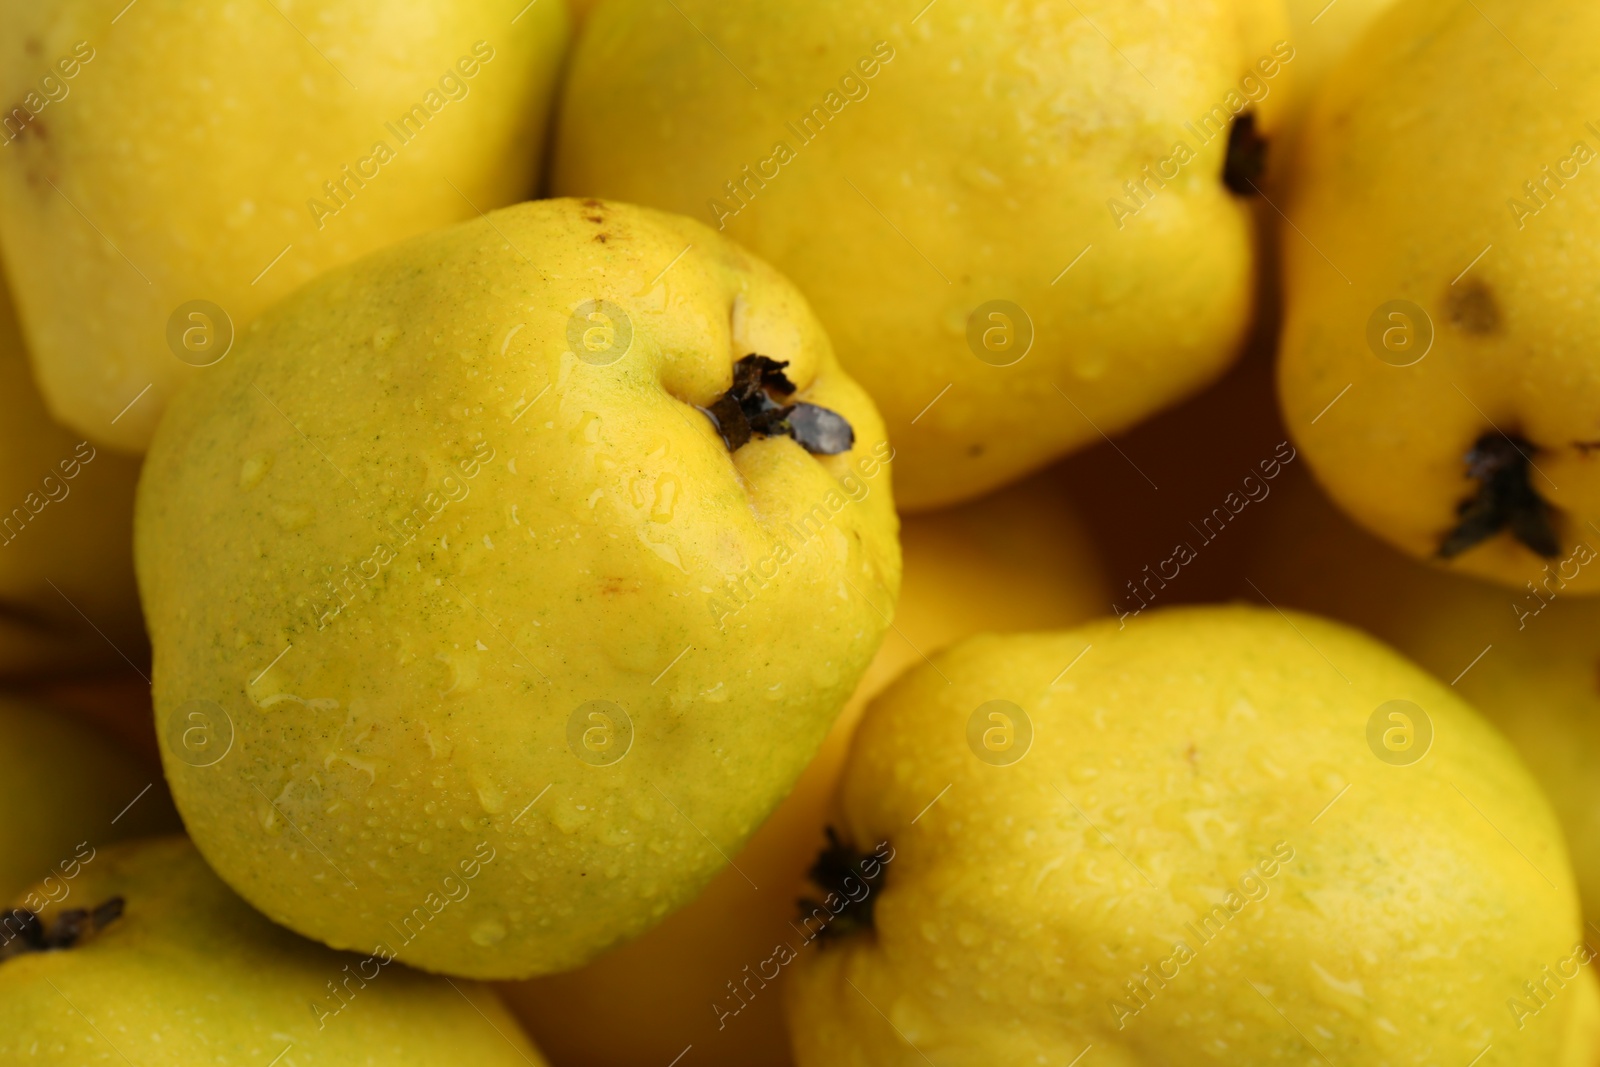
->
xmin=650 ymin=474 xmax=679 ymax=523
xmin=572 ymin=410 xmax=602 ymax=444
xmin=471 ymin=773 xmax=506 ymax=814
xmin=1072 ymin=347 xmax=1109 ymax=380
xmin=470 ymin=919 xmax=507 ymax=946
xmin=239 ymin=453 xmax=272 ymax=490
xmin=272 ymin=503 xmax=314 ymax=530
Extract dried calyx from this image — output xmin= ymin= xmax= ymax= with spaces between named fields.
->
xmin=796 ymin=827 xmax=889 ymax=943
xmin=0 ymin=896 xmax=124 ymax=961
xmin=1439 ymin=432 xmax=1559 ymax=559
xmin=1224 ymin=113 xmax=1268 ymax=195
xmin=702 ymin=355 xmax=854 ymax=455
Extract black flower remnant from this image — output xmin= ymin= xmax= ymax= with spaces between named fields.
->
xmin=1223 ymin=112 xmax=1268 ymax=195
xmin=1439 ymin=432 xmax=1560 ymax=559
xmin=0 ymin=896 xmax=125 ymax=960
xmin=796 ymin=827 xmax=893 ymax=943
xmin=702 ymin=355 xmax=855 ymax=455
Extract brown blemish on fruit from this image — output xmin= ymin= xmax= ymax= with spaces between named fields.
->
xmin=1574 ymin=441 xmax=1600 ymax=456
xmin=1446 ymin=280 xmax=1501 ymax=335
xmin=967 ymin=443 xmax=985 ymax=457
xmin=584 ymin=215 xmax=604 ymax=224
xmin=593 ymin=233 xmax=609 ymax=244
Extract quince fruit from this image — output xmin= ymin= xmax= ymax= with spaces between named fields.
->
xmin=1248 ymin=470 xmax=1600 ymax=924
xmin=553 ymin=0 xmax=1294 ymax=509
xmin=786 ymin=606 xmax=1599 ymax=1065
xmin=135 ymin=197 xmax=899 ymax=979
xmin=0 ymin=837 xmax=548 ymax=1065
xmin=0 ymin=0 xmax=568 ymax=450
xmin=1280 ymin=0 xmax=1600 ymax=592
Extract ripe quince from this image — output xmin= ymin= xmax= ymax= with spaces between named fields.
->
xmin=1249 ymin=469 xmax=1600 ymax=925
xmin=1280 ymin=0 xmax=1600 ymax=592
xmin=0 ymin=837 xmax=548 ymax=1064
xmin=135 ymin=198 xmax=900 ymax=979
xmin=0 ymin=0 xmax=568 ymax=450
xmin=553 ymin=0 xmax=1294 ymax=509
xmin=787 ymin=607 xmax=1599 ymax=1065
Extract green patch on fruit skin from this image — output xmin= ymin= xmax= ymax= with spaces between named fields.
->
xmin=0 ymin=896 xmax=122 ymax=961
xmin=1439 ymin=433 xmax=1559 ymax=560
xmin=796 ymin=828 xmax=892 ymax=944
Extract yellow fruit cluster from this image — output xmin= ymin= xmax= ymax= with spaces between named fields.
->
xmin=0 ymin=1 xmax=1595 ymax=1065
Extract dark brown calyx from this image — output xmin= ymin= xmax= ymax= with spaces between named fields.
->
xmin=1223 ymin=112 xmax=1268 ymax=195
xmin=0 ymin=897 xmax=124 ymax=960
xmin=1439 ymin=432 xmax=1559 ymax=559
xmin=702 ymin=355 xmax=854 ymax=455
xmin=795 ymin=828 xmax=889 ymax=944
